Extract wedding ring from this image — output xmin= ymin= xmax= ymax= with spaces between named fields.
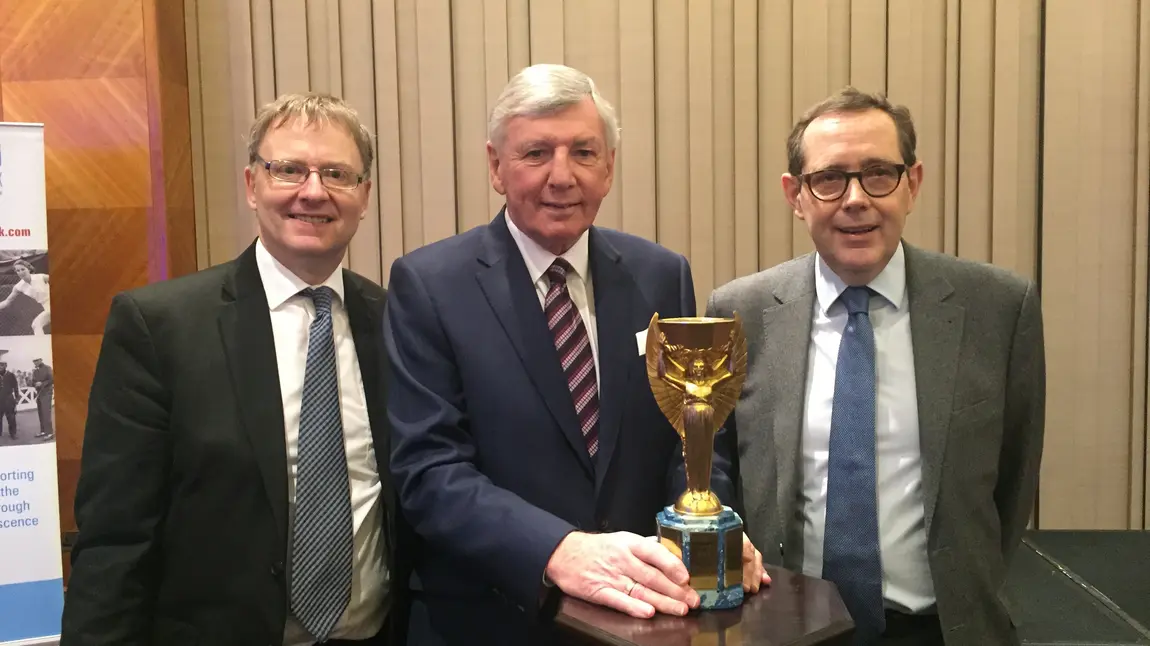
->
xmin=625 ymin=580 xmax=638 ymax=596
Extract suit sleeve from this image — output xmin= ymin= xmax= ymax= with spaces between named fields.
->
xmin=61 ymin=293 xmax=170 ymax=645
xmin=995 ymin=279 xmax=1045 ymax=567
xmin=704 ymin=290 xmax=741 ymax=513
xmin=384 ymin=258 xmax=575 ymax=613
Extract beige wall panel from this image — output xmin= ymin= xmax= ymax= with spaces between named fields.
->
xmin=712 ymin=0 xmax=735 ymax=291
xmin=483 ymin=0 xmax=511 ymax=219
xmin=887 ymin=0 xmax=948 ymax=253
xmin=251 ymin=0 xmax=276 ymax=108
xmin=758 ymin=0 xmax=793 ymax=269
xmin=340 ymin=0 xmax=381 ymax=282
xmin=618 ymin=0 xmax=656 ymax=240
xmin=850 ymin=0 xmax=887 ymax=93
xmin=687 ymin=0 xmax=716 ymax=306
xmin=1041 ymin=0 xmax=1141 ymax=529
xmin=655 ymin=0 xmax=690 ymax=258
xmin=990 ymin=0 xmax=1040 ymax=279
xmin=506 ymin=0 xmax=530 ymax=74
xmin=271 ymin=0 xmax=309 ymax=96
xmin=942 ymin=0 xmax=959 ymax=255
xmin=305 ymin=0 xmax=342 ymax=97
xmin=955 ymin=0 xmax=993 ymax=262
xmin=415 ymin=0 xmax=457 ymax=245
xmin=185 ymin=0 xmax=209 ymax=269
xmin=529 ymin=0 xmax=564 ymax=64
xmin=452 ymin=0 xmax=492 ymax=235
xmin=394 ymin=0 xmax=423 ymax=252
xmin=565 ymin=0 xmax=621 ymax=232
xmin=371 ymin=0 xmax=404 ymax=284
xmin=1137 ymin=0 xmax=1150 ymax=529
xmin=732 ymin=0 xmax=758 ymax=277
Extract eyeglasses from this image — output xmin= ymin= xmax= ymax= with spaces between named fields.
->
xmin=800 ymin=163 xmax=907 ymax=201
xmin=254 ymin=155 xmax=365 ymax=190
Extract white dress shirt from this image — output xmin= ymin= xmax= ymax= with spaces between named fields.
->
xmin=505 ymin=214 xmax=600 ymax=385
xmin=254 ymin=240 xmax=390 ymax=645
xmin=800 ymin=242 xmax=936 ymax=613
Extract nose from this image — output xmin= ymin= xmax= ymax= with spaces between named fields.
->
xmin=547 ymin=149 xmax=575 ymax=188
xmin=298 ymin=170 xmax=329 ymax=200
xmin=841 ymin=175 xmax=869 ymax=210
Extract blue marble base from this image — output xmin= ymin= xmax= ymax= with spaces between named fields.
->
xmin=656 ymin=505 xmax=745 ymax=610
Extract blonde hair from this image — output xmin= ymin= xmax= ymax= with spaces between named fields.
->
xmin=488 ymin=64 xmax=620 ymax=151
xmin=247 ymin=93 xmax=374 ymax=176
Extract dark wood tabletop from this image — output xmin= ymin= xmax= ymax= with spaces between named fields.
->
xmin=555 ymin=566 xmax=855 ymax=646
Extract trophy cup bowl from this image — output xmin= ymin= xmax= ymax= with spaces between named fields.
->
xmin=646 ymin=313 xmax=748 ymax=610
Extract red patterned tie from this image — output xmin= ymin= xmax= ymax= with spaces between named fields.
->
xmin=544 ymin=259 xmax=600 ymax=457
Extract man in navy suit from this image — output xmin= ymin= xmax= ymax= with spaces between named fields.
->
xmin=384 ymin=64 xmax=770 ymax=645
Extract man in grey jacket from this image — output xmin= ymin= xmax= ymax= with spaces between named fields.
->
xmin=707 ymin=87 xmax=1045 ymax=645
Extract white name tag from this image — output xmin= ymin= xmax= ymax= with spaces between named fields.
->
xmin=636 ymin=329 xmax=648 ymax=356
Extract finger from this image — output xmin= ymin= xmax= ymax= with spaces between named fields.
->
xmin=591 ymin=587 xmax=656 ymax=619
xmin=742 ymin=533 xmax=755 ymax=561
xmin=624 ymin=553 xmax=698 ymax=607
xmin=631 ymin=538 xmax=690 ymax=586
xmin=629 ymin=581 xmax=691 ymax=617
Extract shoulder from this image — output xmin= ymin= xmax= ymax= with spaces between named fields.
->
xmin=596 ymin=227 xmax=685 ymax=266
xmin=115 ymin=261 xmax=234 ymax=315
xmin=905 ymin=245 xmax=1033 ymax=302
xmin=712 ymin=253 xmax=814 ymax=305
xmin=343 ymin=269 xmax=387 ymax=302
xmin=390 ymin=226 xmax=486 ymax=280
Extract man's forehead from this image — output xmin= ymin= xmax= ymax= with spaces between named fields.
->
xmin=803 ymin=110 xmax=900 ymax=164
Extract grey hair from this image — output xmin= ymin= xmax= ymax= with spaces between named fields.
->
xmin=488 ymin=64 xmax=620 ymax=151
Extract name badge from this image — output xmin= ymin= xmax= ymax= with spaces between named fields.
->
xmin=636 ymin=329 xmax=648 ymax=356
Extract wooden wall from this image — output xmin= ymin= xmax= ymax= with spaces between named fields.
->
xmin=0 ymin=0 xmax=197 ymax=581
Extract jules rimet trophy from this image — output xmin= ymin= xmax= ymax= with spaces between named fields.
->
xmin=646 ymin=313 xmax=748 ymax=610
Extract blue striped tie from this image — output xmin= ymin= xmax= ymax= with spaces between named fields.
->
xmin=822 ymin=286 xmax=885 ymax=643
xmin=290 ymin=286 xmax=352 ymax=641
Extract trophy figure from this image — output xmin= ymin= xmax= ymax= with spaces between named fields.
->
xmin=646 ymin=313 xmax=748 ymax=610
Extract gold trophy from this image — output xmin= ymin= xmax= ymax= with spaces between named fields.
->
xmin=646 ymin=313 xmax=748 ymax=610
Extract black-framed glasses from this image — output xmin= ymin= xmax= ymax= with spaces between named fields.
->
xmin=801 ymin=163 xmax=907 ymax=201
xmin=254 ymin=155 xmax=365 ymax=190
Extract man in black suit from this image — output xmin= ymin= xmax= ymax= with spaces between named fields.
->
xmin=62 ymin=93 xmax=408 ymax=645
xmin=0 ymin=361 xmax=17 ymax=439
xmin=31 ymin=357 xmax=53 ymax=439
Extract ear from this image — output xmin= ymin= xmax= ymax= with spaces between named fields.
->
xmin=781 ymin=173 xmax=804 ymax=219
xmin=359 ymin=178 xmax=373 ymax=219
xmin=244 ymin=165 xmax=258 ymax=211
xmin=603 ymin=147 xmax=617 ymax=193
xmin=487 ymin=142 xmax=506 ymax=195
xmin=905 ymin=161 xmax=924 ymax=209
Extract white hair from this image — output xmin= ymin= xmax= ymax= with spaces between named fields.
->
xmin=488 ymin=64 xmax=620 ymax=151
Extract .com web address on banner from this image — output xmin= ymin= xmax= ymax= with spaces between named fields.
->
xmin=0 ymin=228 xmax=32 ymax=237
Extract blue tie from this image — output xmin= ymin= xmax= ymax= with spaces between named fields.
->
xmin=290 ymin=286 xmax=353 ymax=641
xmin=822 ymin=286 xmax=885 ymax=642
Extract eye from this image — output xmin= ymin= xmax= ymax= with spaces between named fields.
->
xmin=524 ymin=149 xmax=544 ymax=158
xmin=275 ymin=162 xmax=306 ymax=177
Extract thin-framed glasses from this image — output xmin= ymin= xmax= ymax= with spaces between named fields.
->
xmin=801 ymin=163 xmax=907 ymax=202
xmin=254 ymin=155 xmax=365 ymax=190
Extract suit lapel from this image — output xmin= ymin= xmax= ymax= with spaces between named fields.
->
xmin=474 ymin=212 xmax=595 ymax=478
xmin=343 ymin=274 xmax=395 ymax=559
xmin=587 ymin=230 xmax=648 ymax=494
xmin=905 ymin=245 xmax=964 ymax=536
xmin=761 ymin=255 xmax=816 ymax=569
xmin=218 ymin=242 xmax=289 ymax=548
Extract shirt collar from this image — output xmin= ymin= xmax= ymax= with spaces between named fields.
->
xmin=505 ymin=211 xmax=590 ymax=286
xmin=814 ymin=241 xmax=906 ymax=316
xmin=254 ymin=238 xmax=345 ymax=310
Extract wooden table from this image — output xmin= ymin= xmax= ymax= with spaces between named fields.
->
xmin=555 ymin=566 xmax=855 ymax=646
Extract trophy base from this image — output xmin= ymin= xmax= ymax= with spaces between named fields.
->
xmin=656 ymin=504 xmax=745 ymax=610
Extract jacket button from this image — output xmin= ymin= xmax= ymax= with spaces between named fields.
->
xmin=270 ymin=561 xmax=284 ymax=577
xmin=597 ymin=519 xmax=610 ymax=531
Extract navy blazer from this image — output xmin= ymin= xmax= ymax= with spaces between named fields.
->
xmin=385 ymin=211 xmax=710 ymax=644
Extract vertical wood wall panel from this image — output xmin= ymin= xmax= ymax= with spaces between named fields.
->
xmin=617 ymin=0 xmax=656 ymax=241
xmin=1041 ymin=0 xmax=1142 ymax=529
xmin=183 ymin=0 xmax=1150 ymax=530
